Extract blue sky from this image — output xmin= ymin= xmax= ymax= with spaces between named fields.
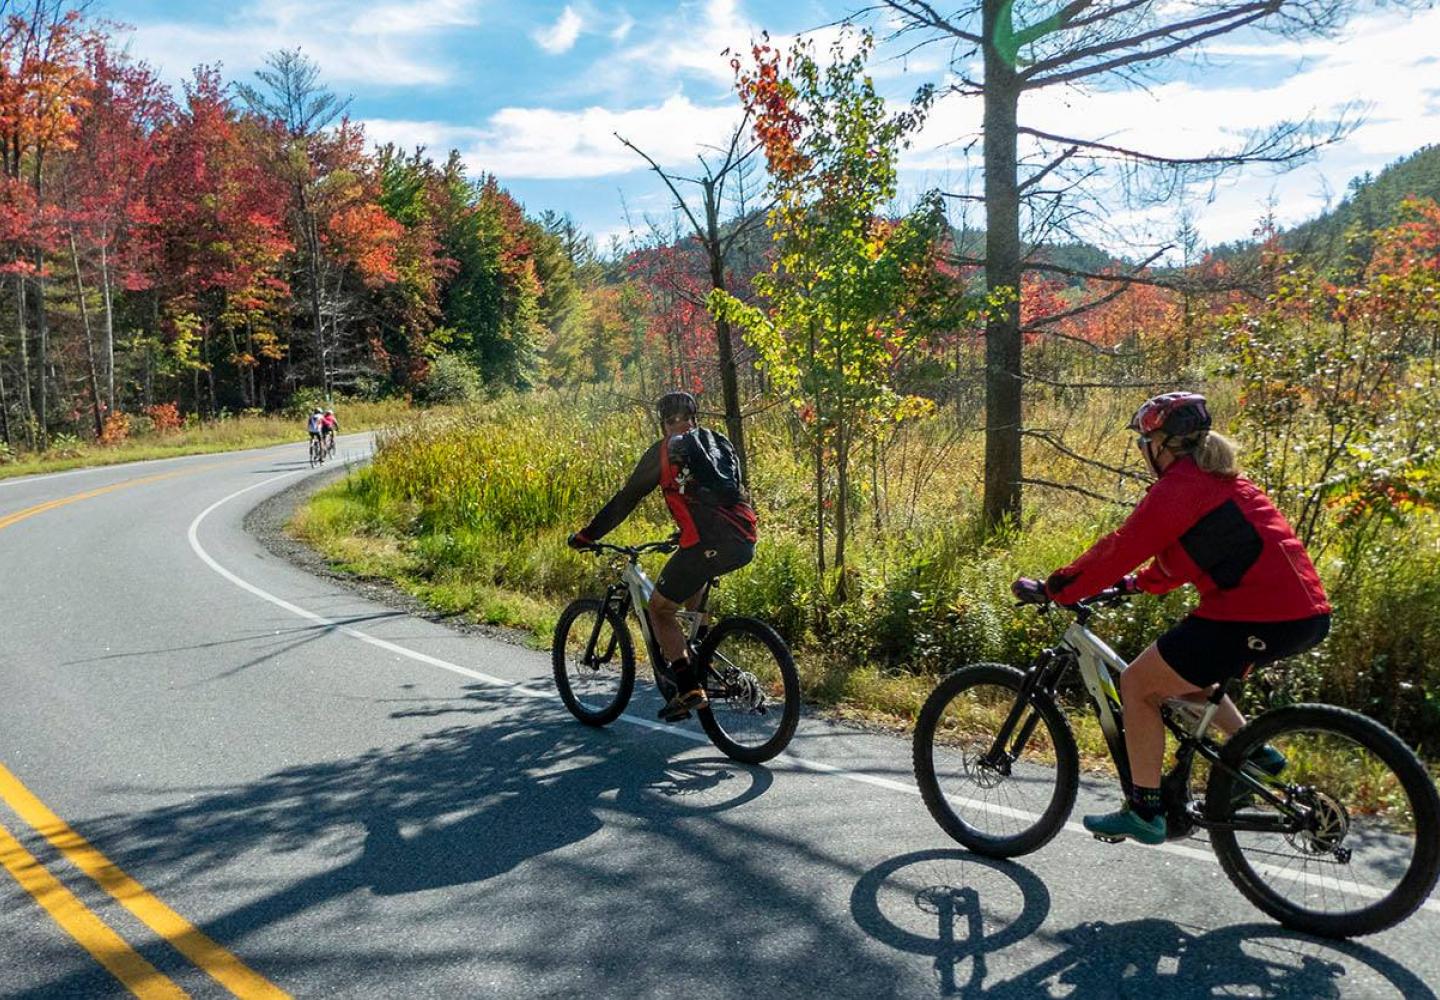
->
xmin=101 ymin=1 xmax=1440 ymax=257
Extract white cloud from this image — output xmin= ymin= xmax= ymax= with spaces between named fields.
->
xmin=611 ymin=0 xmax=843 ymax=89
xmin=362 ymin=94 xmax=745 ymax=180
xmin=534 ymin=6 xmax=585 ymax=55
xmin=119 ymin=0 xmax=483 ymax=88
xmin=358 ymin=0 xmax=481 ymax=35
xmin=611 ymin=11 xmax=635 ymax=43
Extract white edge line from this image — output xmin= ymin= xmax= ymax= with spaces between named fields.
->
xmin=188 ymin=470 xmax=1440 ymax=919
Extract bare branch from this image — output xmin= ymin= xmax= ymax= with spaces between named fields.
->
xmin=1017 ymin=145 xmax=1080 ymax=194
xmin=1028 ymin=248 xmax=1167 ymax=331
xmin=1022 ymin=428 xmax=1147 ymax=481
xmin=1024 ymin=4 xmax=1278 ymax=89
xmin=1062 ymin=0 xmax=1151 ymax=33
xmin=1017 ymin=123 xmax=1332 ymax=168
xmin=876 ymin=0 xmax=984 ymax=46
xmin=615 ymin=132 xmax=708 ymax=242
xmin=1020 ymin=476 xmax=1129 ymax=506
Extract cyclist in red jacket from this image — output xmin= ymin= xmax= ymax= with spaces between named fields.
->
xmin=1012 ymin=392 xmax=1331 ymax=844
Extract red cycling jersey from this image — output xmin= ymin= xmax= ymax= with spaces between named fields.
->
xmin=1045 ymin=455 xmax=1330 ymax=622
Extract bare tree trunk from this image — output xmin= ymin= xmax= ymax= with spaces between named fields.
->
xmin=100 ymin=237 xmax=116 ymax=412
xmin=703 ymin=178 xmax=749 ymax=476
xmin=69 ymin=232 xmax=105 ymax=438
xmin=298 ymin=184 xmax=327 ymax=396
xmin=814 ymin=431 xmax=827 ymax=579
xmin=202 ymin=320 xmax=217 ymax=416
xmin=0 ymin=344 xmax=10 ymax=447
xmin=833 ymin=422 xmax=850 ymax=593
xmin=982 ymin=1 xmax=1023 ymax=529
xmin=35 ymin=250 xmax=49 ymax=448
xmin=14 ymin=273 xmax=35 ymax=449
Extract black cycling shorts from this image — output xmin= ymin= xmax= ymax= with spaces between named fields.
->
xmin=1157 ymin=613 xmax=1331 ymax=688
xmin=655 ymin=538 xmax=755 ymax=603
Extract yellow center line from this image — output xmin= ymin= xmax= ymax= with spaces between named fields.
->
xmin=0 ymin=753 xmax=290 ymax=999
xmin=0 ymin=469 xmax=187 ymax=531
xmin=0 ymin=461 xmax=294 ymax=999
xmin=0 ymin=818 xmax=188 ymax=999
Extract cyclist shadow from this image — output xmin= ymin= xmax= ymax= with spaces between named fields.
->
xmin=851 ymin=849 xmax=1434 ymax=999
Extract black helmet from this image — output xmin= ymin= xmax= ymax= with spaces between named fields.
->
xmin=655 ymin=391 xmax=698 ymax=423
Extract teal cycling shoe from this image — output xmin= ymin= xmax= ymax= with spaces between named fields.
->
xmin=1083 ymin=805 xmax=1166 ymax=845
xmin=1231 ymin=743 xmax=1288 ymax=809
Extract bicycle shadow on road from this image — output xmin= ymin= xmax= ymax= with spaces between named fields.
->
xmin=850 ymin=848 xmax=1435 ymax=999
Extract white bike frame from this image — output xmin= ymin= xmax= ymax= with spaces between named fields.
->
xmin=1059 ymin=620 xmax=1225 ymax=786
xmin=615 ymin=558 xmax=709 ymax=673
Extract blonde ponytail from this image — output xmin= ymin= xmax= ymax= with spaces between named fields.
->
xmin=1192 ymin=431 xmax=1239 ymax=477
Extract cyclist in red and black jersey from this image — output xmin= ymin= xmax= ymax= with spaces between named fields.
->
xmin=1013 ymin=392 xmax=1331 ymax=844
xmin=569 ymin=392 xmax=757 ymax=720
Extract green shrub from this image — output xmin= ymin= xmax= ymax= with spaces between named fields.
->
xmin=417 ymin=354 xmax=485 ymax=406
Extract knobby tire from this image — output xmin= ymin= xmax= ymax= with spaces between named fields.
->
xmin=552 ymin=598 xmax=635 ymax=726
xmin=1206 ymin=703 xmax=1440 ymax=937
xmin=695 ymin=616 xmax=799 ymax=764
xmin=913 ymin=663 xmax=1079 ymax=858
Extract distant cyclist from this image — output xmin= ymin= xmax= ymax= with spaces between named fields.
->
xmin=1012 ymin=392 xmax=1331 ymax=844
xmin=306 ymin=408 xmax=324 ymax=450
xmin=322 ymin=408 xmax=338 ymax=452
xmin=569 ymin=391 xmax=757 ymax=721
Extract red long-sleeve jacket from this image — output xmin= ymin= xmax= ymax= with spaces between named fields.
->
xmin=1045 ymin=456 xmax=1330 ymax=622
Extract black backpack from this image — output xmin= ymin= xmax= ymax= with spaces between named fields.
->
xmin=670 ymin=427 xmax=749 ymax=506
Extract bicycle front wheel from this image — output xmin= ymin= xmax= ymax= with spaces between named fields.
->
xmin=696 ymin=617 xmax=799 ymax=764
xmin=552 ymin=598 xmax=635 ymax=726
xmin=913 ymin=663 xmax=1079 ymax=858
xmin=1207 ymin=704 xmax=1440 ymax=938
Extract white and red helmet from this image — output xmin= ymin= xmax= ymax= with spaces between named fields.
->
xmin=1129 ymin=391 xmax=1211 ymax=444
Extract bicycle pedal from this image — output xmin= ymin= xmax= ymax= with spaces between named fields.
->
xmin=1092 ymin=834 xmax=1125 ymax=845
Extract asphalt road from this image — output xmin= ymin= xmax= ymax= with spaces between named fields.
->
xmin=0 ymin=437 xmax=1437 ymax=999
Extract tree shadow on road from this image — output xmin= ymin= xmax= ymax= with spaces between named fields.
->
xmin=20 ymin=687 xmax=926 ymax=998
xmin=851 ymin=848 xmax=1436 ymax=999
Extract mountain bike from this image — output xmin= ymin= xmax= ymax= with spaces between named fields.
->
xmin=555 ymin=537 xmax=800 ymax=764
xmin=308 ymin=434 xmax=325 ymax=468
xmin=912 ymin=586 xmax=1440 ymax=938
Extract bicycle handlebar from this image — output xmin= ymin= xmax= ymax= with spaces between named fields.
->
xmin=578 ymin=537 xmax=679 ymax=559
xmin=1016 ymin=584 xmax=1129 ymax=612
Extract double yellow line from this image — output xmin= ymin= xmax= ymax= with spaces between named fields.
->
xmin=0 ymin=466 xmax=290 ymax=998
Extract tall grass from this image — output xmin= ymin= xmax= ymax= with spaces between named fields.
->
xmin=294 ymin=387 xmax=1440 ymax=759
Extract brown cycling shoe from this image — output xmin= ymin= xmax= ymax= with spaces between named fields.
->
xmin=659 ymin=686 xmax=708 ymax=722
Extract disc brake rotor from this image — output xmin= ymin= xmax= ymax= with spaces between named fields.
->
xmin=1285 ymin=789 xmax=1350 ymax=856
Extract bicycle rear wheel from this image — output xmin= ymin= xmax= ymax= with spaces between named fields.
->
xmin=913 ymin=663 xmax=1079 ymax=858
xmin=695 ymin=617 xmax=799 ymax=764
xmin=552 ymin=598 xmax=635 ymax=726
xmin=1207 ymin=704 xmax=1440 ymax=938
